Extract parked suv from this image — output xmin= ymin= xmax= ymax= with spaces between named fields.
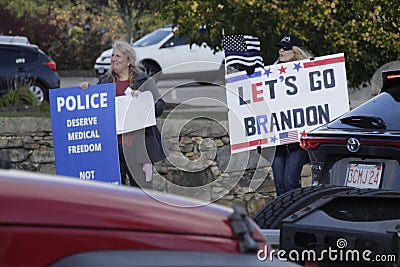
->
xmin=300 ymin=70 xmax=400 ymax=190
xmin=254 ymin=70 xmax=400 ymax=266
xmin=0 ymin=42 xmax=60 ymax=104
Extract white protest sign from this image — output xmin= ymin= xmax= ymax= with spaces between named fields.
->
xmin=115 ymin=91 xmax=156 ymax=134
xmin=225 ymin=53 xmax=350 ymax=154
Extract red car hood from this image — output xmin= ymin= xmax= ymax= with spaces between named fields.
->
xmin=0 ymin=170 xmax=237 ymax=239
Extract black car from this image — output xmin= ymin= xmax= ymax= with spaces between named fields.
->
xmin=0 ymin=42 xmax=60 ymax=103
xmin=254 ymin=70 xmax=400 ymax=266
xmin=300 ymin=70 xmax=400 ymax=191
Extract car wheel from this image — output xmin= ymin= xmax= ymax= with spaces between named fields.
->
xmin=253 ymin=185 xmax=355 ymax=229
xmin=29 ymin=82 xmax=47 ymax=104
xmin=254 ymin=185 xmax=400 ymax=230
xmin=141 ymin=61 xmax=161 ymax=78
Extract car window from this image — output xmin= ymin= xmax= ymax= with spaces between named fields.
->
xmin=0 ymin=46 xmax=39 ymax=68
xmin=21 ymin=49 xmax=39 ymax=64
xmin=161 ymin=34 xmax=189 ymax=48
xmin=328 ymin=92 xmax=400 ymax=131
xmin=132 ymin=29 xmax=171 ymax=47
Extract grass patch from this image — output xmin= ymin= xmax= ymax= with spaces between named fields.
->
xmin=0 ymin=101 xmax=50 ymax=118
xmin=0 ymin=110 xmax=50 ymax=118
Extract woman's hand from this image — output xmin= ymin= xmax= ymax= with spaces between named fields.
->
xmin=131 ymin=90 xmax=140 ymax=97
xmin=79 ymin=82 xmax=91 ymax=90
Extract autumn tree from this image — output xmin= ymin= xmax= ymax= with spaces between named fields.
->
xmin=108 ymin=0 xmax=152 ymax=42
xmin=274 ymin=0 xmax=400 ymax=86
xmin=155 ymin=0 xmax=400 ymax=87
xmin=0 ymin=0 xmax=164 ymax=69
xmin=0 ymin=0 xmax=115 ymax=69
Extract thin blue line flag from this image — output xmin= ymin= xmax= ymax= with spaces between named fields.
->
xmin=223 ymin=34 xmax=264 ymax=68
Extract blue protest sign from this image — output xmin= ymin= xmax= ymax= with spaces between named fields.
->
xmin=49 ymin=83 xmax=121 ymax=184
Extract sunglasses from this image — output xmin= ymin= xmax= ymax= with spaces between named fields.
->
xmin=278 ymin=46 xmax=292 ymax=51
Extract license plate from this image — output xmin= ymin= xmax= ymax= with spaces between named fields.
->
xmin=345 ymin=162 xmax=382 ymax=189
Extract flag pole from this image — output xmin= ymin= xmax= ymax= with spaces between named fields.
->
xmin=222 ymin=28 xmax=228 ymax=77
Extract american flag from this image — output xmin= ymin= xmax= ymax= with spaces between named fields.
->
xmin=223 ymin=34 xmax=264 ymax=67
xmin=279 ymin=130 xmax=299 ymax=145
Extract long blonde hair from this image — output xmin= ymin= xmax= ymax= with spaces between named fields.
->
xmin=274 ymin=46 xmax=313 ymax=64
xmin=292 ymin=46 xmax=313 ymax=61
xmin=107 ymin=40 xmax=143 ymax=88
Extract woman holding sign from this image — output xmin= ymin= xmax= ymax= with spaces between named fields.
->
xmin=80 ymin=40 xmax=166 ymax=188
xmin=271 ymin=35 xmax=312 ymax=196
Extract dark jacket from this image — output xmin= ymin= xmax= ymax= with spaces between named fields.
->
xmin=98 ymin=72 xmax=167 ymax=163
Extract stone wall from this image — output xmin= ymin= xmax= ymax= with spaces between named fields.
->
xmin=0 ymin=117 xmax=311 ymax=216
xmin=0 ymin=117 xmax=55 ymax=173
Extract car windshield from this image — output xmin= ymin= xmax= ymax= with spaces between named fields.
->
xmin=132 ymin=29 xmax=171 ymax=47
xmin=328 ymin=92 xmax=400 ymax=131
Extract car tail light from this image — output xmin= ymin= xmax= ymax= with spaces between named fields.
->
xmin=365 ymin=139 xmax=400 ymax=147
xmin=301 ymin=136 xmax=400 ymax=150
xmin=300 ymin=136 xmax=347 ymax=150
xmin=45 ymin=61 xmax=57 ymax=71
xmin=387 ymin=74 xmax=400 ymax=80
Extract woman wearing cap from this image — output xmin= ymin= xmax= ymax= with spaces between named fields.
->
xmin=275 ymin=34 xmax=311 ymax=64
xmin=272 ymin=34 xmax=313 ymax=196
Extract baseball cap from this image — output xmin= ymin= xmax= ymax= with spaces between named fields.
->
xmin=275 ymin=35 xmax=303 ymax=49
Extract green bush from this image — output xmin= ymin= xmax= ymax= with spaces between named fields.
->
xmin=0 ymin=87 xmax=39 ymax=107
xmin=0 ymin=86 xmax=50 ymax=117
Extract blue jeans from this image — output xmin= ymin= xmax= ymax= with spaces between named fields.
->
xmin=272 ymin=144 xmax=309 ymax=196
